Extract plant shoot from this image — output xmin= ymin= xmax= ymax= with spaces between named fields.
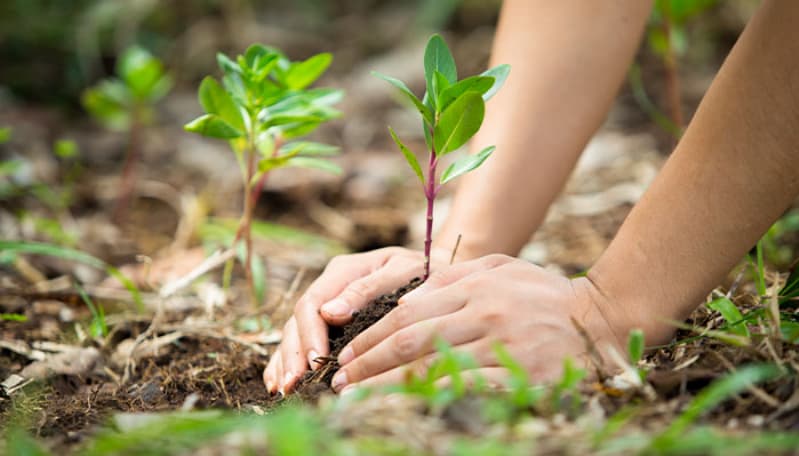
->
xmin=184 ymin=44 xmax=343 ymax=305
xmin=373 ymin=34 xmax=509 ymax=279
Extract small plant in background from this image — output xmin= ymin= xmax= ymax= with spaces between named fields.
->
xmin=373 ymin=34 xmax=509 ymax=279
xmin=82 ymin=46 xmax=172 ymax=222
xmin=184 ymin=44 xmax=343 ymax=306
xmin=631 ymin=0 xmax=718 ymax=141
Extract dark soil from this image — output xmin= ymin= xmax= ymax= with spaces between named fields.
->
xmin=294 ymin=277 xmax=423 ymax=400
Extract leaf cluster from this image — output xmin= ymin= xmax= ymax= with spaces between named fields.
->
xmin=82 ymin=46 xmax=172 ymax=130
xmin=374 ymin=34 xmax=509 ymax=189
xmin=184 ymin=44 xmax=343 ymax=177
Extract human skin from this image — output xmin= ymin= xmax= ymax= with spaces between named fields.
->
xmin=327 ymin=0 xmax=799 ymax=393
xmin=265 ymin=0 xmax=799 ymax=394
xmin=264 ymin=0 xmax=653 ymax=394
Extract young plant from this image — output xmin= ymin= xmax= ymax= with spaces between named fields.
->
xmin=373 ymin=34 xmax=509 ymax=280
xmin=82 ymin=46 xmax=172 ymax=221
xmin=184 ymin=44 xmax=342 ymax=305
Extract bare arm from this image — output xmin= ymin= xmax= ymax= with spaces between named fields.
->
xmin=589 ymin=0 xmax=799 ymax=344
xmin=436 ymin=0 xmax=653 ymax=259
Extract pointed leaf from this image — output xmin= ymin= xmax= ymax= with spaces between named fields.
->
xmin=389 ymin=127 xmax=424 ymax=184
xmin=431 ymin=70 xmax=451 ymax=110
xmin=424 ymin=34 xmax=457 ymax=95
xmin=285 ymin=53 xmax=333 ymax=89
xmin=438 ymin=75 xmax=494 ymax=112
xmin=198 ymin=77 xmax=244 ymax=130
xmin=184 ymin=114 xmax=243 ymax=139
xmin=627 ymin=329 xmax=645 ymax=364
xmin=287 ymin=156 xmax=342 ymax=174
xmin=434 ymin=91 xmax=485 ymax=155
xmin=372 ymin=71 xmax=433 ymax=125
xmin=480 ymin=64 xmax=511 ymax=101
xmin=216 ymin=53 xmax=241 ymax=75
xmin=707 ymin=297 xmax=750 ymax=338
xmin=279 ymin=141 xmax=339 ymax=157
xmin=440 ymin=145 xmax=494 ymax=184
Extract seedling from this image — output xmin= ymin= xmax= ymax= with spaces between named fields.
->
xmin=82 ymin=46 xmax=172 ymax=221
xmin=373 ymin=34 xmax=509 ymax=279
xmin=184 ymin=44 xmax=342 ymax=305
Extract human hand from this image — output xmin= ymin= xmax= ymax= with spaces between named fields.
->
xmin=328 ymin=254 xmax=633 ymax=393
xmin=263 ymin=246 xmax=451 ymax=395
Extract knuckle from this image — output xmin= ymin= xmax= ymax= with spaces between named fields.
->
xmin=343 ymin=278 xmax=376 ymax=301
xmin=389 ymin=302 xmax=413 ymax=328
xmin=481 ymin=254 xmax=512 ymax=269
xmin=392 ymin=329 xmax=419 ymax=360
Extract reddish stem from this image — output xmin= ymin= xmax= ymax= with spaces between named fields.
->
xmin=661 ymin=9 xmax=683 ymax=139
xmin=423 ymin=143 xmax=438 ymax=281
xmin=113 ymin=104 xmax=141 ymax=224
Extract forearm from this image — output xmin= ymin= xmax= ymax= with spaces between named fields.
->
xmin=589 ymin=0 xmax=799 ymax=344
xmin=436 ymin=0 xmax=652 ymax=259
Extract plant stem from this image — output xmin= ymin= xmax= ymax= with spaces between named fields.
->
xmin=423 ymin=143 xmax=438 ymax=281
xmin=661 ymin=7 xmax=684 ymax=140
xmin=238 ymin=139 xmax=257 ymax=308
xmin=113 ymin=103 xmax=142 ymax=224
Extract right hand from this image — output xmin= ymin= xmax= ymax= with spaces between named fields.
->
xmin=263 ymin=246 xmax=449 ymax=395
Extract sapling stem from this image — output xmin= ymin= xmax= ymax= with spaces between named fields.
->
xmin=373 ymin=34 xmax=509 ymax=283
xmin=113 ymin=103 xmax=142 ymax=223
xmin=423 ymin=141 xmax=438 ymax=281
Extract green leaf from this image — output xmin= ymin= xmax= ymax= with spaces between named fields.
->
xmin=1 ymin=313 xmax=27 ymax=322
xmin=431 ymin=70 xmax=451 ymax=110
xmin=286 ymin=156 xmax=342 ymax=174
xmin=389 ymin=127 xmax=424 ymax=184
xmin=184 ymin=114 xmax=243 ymax=139
xmin=198 ymin=77 xmax=244 ymax=130
xmin=372 ymin=71 xmax=433 ymax=125
xmin=779 ymin=261 xmax=799 ymax=307
xmin=54 ymin=139 xmax=78 ymax=159
xmin=627 ymin=329 xmax=645 ymax=364
xmin=424 ymin=34 xmax=457 ymax=95
xmin=438 ymin=75 xmax=495 ymax=112
xmin=0 ymin=126 xmax=11 ymax=144
xmin=279 ymin=141 xmax=339 ymax=157
xmin=216 ymin=52 xmax=241 ymax=76
xmin=433 ymin=92 xmax=485 ymax=155
xmin=117 ymin=46 xmax=169 ymax=100
xmin=285 ymin=53 xmax=332 ymax=90
xmin=653 ymin=364 xmax=783 ymax=448
xmin=480 ymin=64 xmax=511 ymax=101
xmin=440 ymin=145 xmax=493 ymax=184
xmin=81 ymin=81 xmax=131 ymax=130
xmin=707 ymin=297 xmax=750 ymax=338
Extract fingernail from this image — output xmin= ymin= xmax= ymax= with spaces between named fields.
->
xmin=321 ymin=298 xmax=350 ymax=318
xmin=331 ymin=371 xmax=348 ymax=391
xmin=307 ymin=350 xmax=320 ymax=370
xmin=338 ymin=346 xmax=354 ymax=366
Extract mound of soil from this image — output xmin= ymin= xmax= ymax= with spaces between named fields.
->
xmin=294 ymin=277 xmax=423 ymax=400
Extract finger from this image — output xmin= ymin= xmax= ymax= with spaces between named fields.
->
xmin=294 ymin=249 xmax=403 ymax=366
xmin=267 ymin=350 xmax=283 ymax=395
xmin=332 ymin=312 xmax=487 ymax=392
xmin=277 ymin=318 xmax=306 ymax=394
xmin=263 ymin=352 xmax=277 ymax=393
xmin=338 ymin=339 xmax=498 ymax=392
xmin=399 ymin=254 xmax=513 ymax=304
xmin=433 ymin=368 xmax=511 ymax=391
xmin=338 ymin=282 xmax=472 ymax=367
xmin=320 ymin=258 xmax=423 ymax=326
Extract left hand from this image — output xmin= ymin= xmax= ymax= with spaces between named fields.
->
xmin=330 ymin=254 xmax=629 ymax=393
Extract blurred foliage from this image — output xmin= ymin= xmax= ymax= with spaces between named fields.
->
xmin=0 ymin=0 xmax=501 ymax=107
